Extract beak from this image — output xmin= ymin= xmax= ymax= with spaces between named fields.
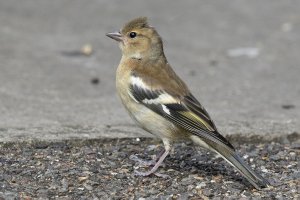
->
xmin=106 ymin=31 xmax=122 ymax=42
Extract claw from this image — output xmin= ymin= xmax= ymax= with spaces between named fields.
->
xmin=133 ymin=169 xmax=150 ymax=176
xmin=154 ymin=172 xmax=170 ymax=178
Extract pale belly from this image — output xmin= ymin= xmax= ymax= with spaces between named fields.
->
xmin=123 ymin=98 xmax=180 ymax=140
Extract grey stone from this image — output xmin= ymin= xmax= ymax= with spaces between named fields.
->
xmin=0 ymin=0 xmax=299 ymax=143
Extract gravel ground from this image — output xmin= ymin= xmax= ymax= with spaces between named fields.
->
xmin=0 ymin=138 xmax=299 ymax=199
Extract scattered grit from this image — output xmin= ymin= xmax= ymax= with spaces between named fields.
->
xmin=0 ymin=138 xmax=299 ymax=199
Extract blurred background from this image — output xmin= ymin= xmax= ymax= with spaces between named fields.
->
xmin=0 ymin=0 xmax=299 ymax=141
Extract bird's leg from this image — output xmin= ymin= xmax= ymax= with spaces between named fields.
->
xmin=133 ymin=139 xmax=171 ymax=178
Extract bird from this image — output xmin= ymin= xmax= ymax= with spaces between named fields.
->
xmin=106 ymin=17 xmax=269 ymax=189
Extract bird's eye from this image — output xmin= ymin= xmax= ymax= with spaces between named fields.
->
xmin=129 ymin=32 xmax=137 ymax=38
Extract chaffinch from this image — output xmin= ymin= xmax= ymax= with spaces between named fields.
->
xmin=106 ymin=17 xmax=269 ymax=189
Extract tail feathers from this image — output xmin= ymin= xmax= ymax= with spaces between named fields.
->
xmin=190 ymin=134 xmax=269 ymax=189
xmin=217 ymin=147 xmax=270 ymax=190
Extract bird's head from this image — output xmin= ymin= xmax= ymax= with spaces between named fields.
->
xmin=106 ymin=17 xmax=164 ymax=60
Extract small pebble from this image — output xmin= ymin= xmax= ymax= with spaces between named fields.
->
xmin=91 ymin=78 xmax=100 ymax=85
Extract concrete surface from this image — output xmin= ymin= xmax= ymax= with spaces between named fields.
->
xmin=0 ymin=0 xmax=299 ymax=142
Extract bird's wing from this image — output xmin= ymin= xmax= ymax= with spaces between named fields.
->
xmin=129 ymin=75 xmax=235 ymax=151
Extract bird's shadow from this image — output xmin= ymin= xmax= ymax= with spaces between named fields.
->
xmin=130 ymin=140 xmax=255 ymax=189
xmin=158 ymin=144 xmax=252 ymax=189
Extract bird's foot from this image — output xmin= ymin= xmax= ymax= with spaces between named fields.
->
xmin=133 ymin=169 xmax=170 ymax=178
xmin=130 ymin=149 xmax=170 ymax=179
xmin=129 ymin=154 xmax=156 ymax=167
